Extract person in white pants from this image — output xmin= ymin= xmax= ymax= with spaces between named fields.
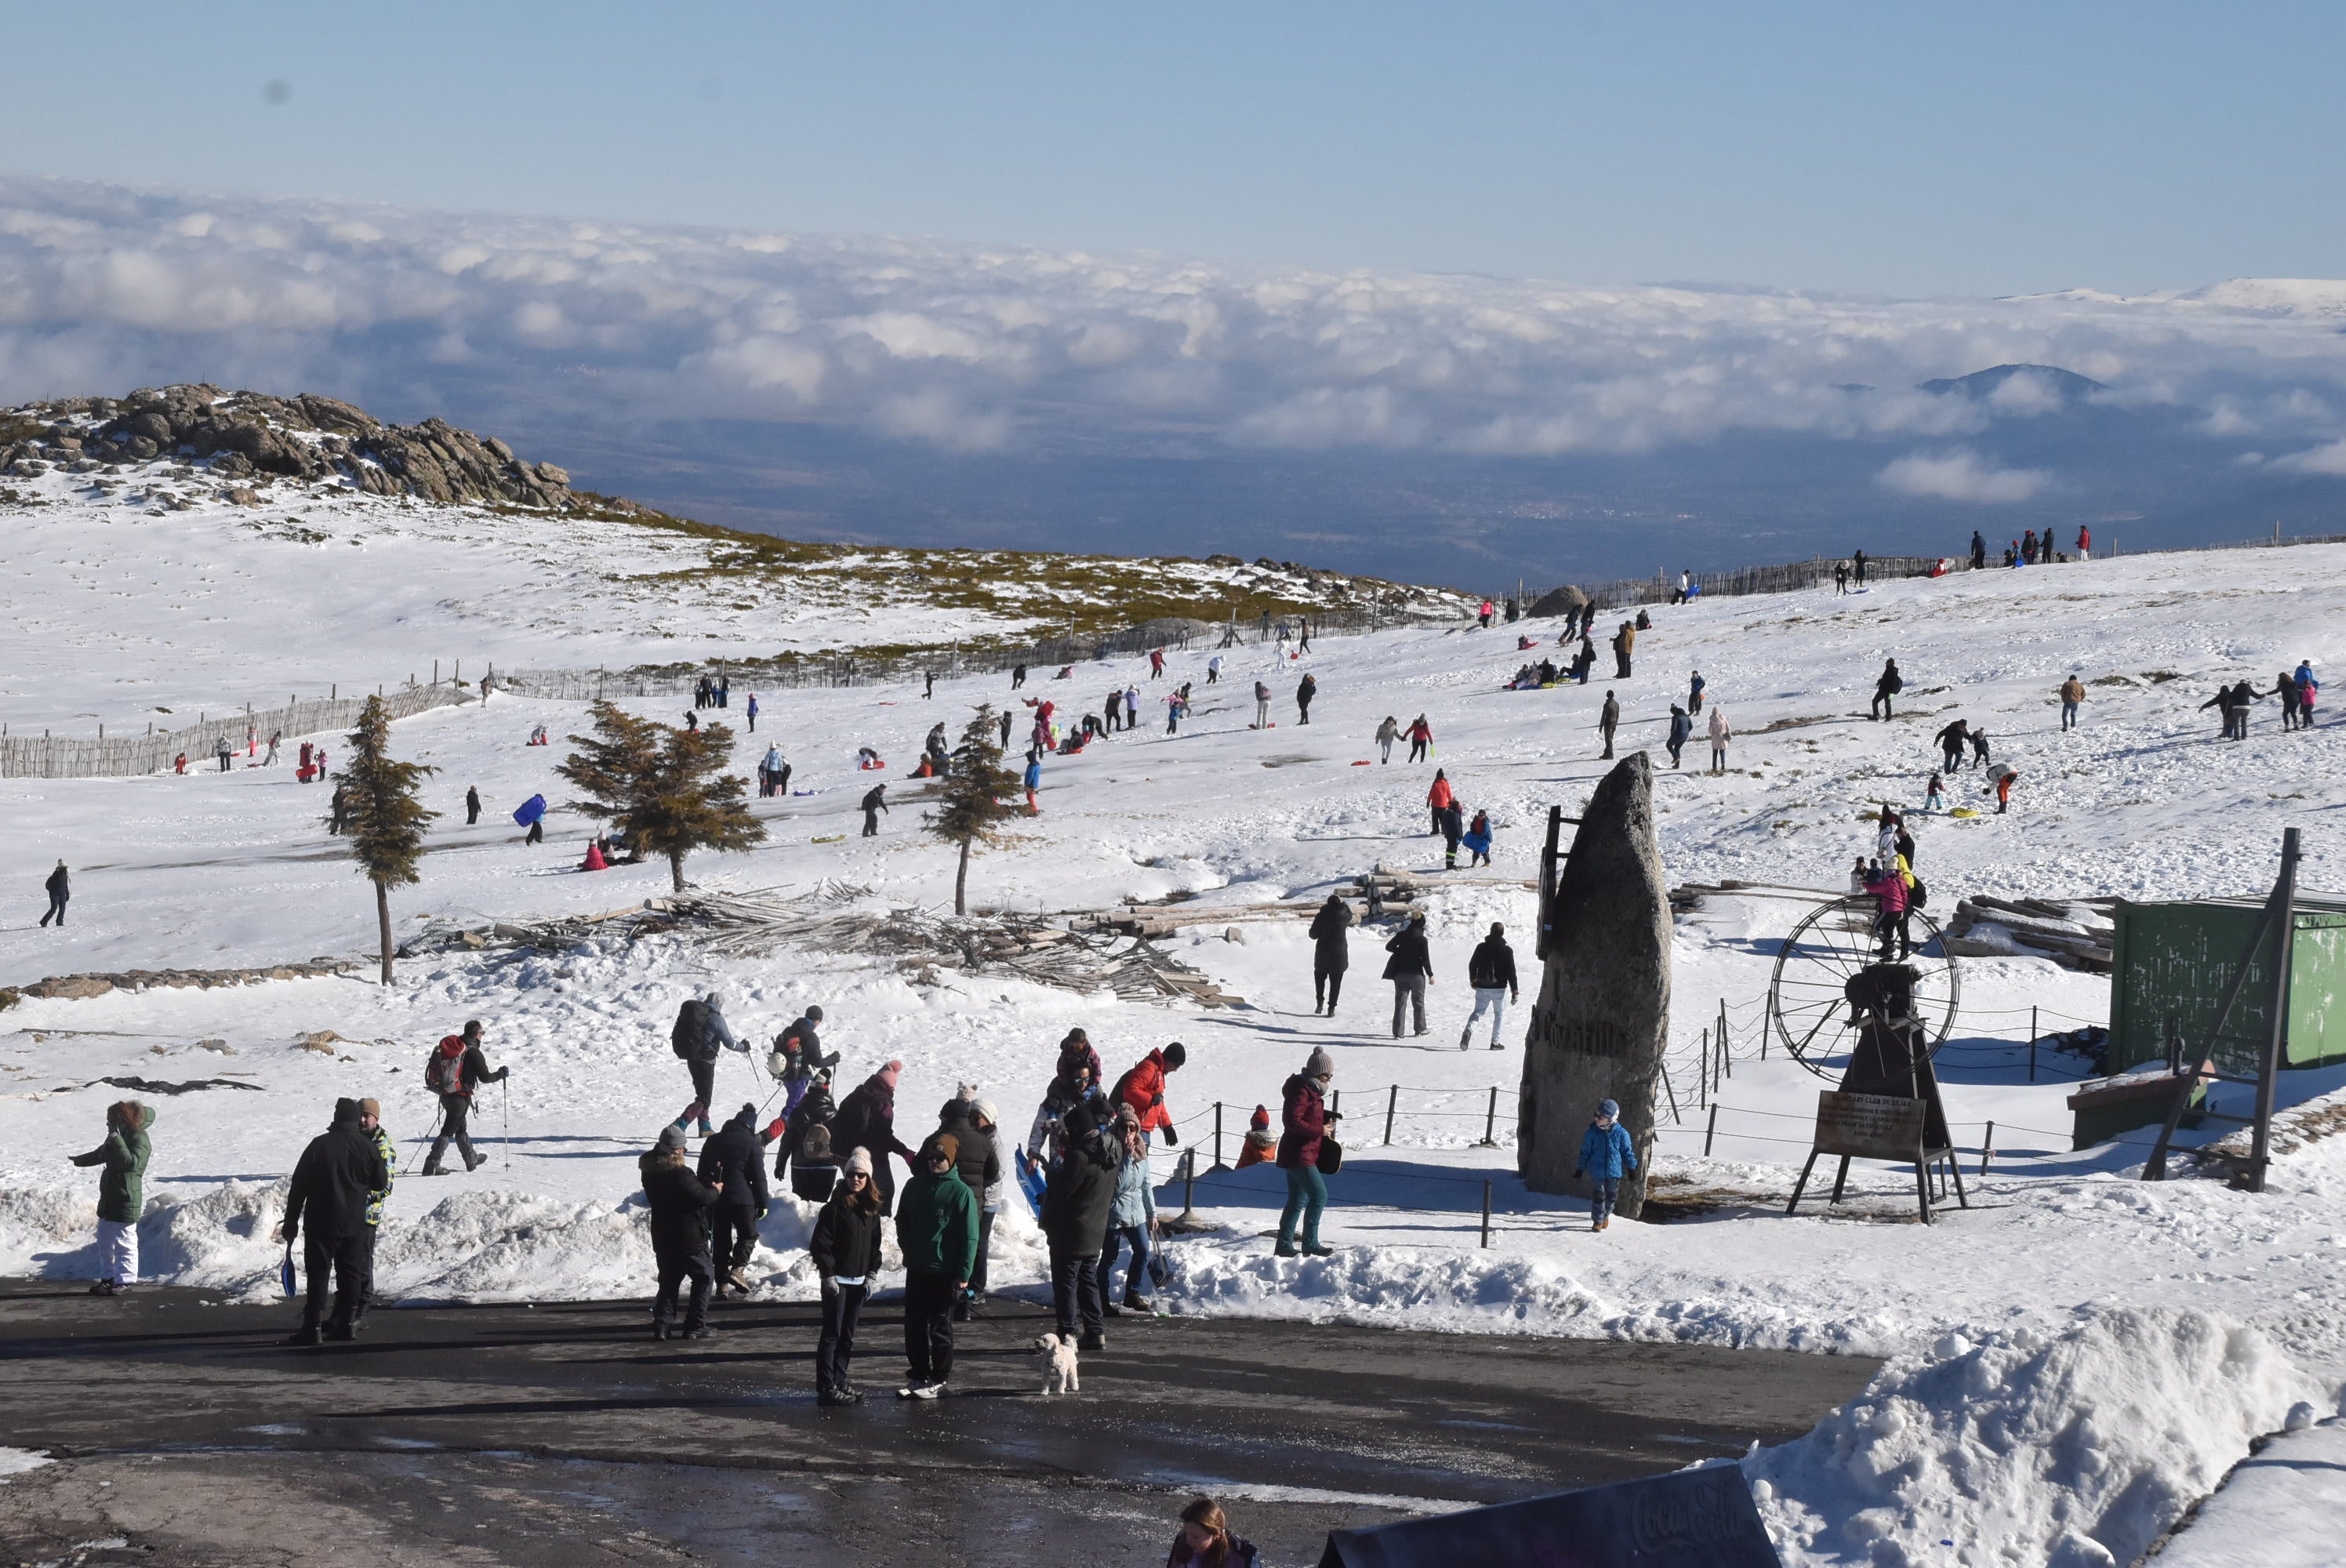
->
xmin=70 ymin=1101 xmax=153 ymax=1295
xmin=1460 ymin=924 xmax=1520 ymax=1051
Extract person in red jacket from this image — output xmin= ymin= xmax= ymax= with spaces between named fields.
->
xmin=1275 ymin=1047 xmax=1340 ymax=1258
xmin=1425 ymin=769 xmax=1454 ymax=836
xmin=1113 ymin=1043 xmax=1186 ymax=1146
xmin=1405 ymin=714 xmax=1433 ymax=764
xmin=1861 ymin=858 xmax=1911 ymax=960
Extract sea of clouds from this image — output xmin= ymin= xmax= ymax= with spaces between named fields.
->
xmin=9 ymin=176 xmax=2346 ymax=484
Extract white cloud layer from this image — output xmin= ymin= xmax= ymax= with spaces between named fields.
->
xmin=1877 ymin=448 xmax=2052 ymax=503
xmin=8 ymin=178 xmax=2346 ymax=465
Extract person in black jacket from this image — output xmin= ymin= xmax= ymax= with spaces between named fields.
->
xmin=1307 ymin=892 xmax=1352 ymax=1015
xmin=861 ymin=783 xmax=889 ymax=837
xmin=1872 ymin=659 xmax=1902 ymax=721
xmin=1439 ymin=798 xmax=1465 ymax=870
xmin=810 ymin=1147 xmax=884 ymax=1404
xmin=465 ymin=785 xmax=481 ymax=826
xmin=641 ymin=1125 xmax=722 ymax=1341
xmin=1934 ymin=717 xmax=1970 ymax=773
xmin=1384 ymin=909 xmax=1435 ymax=1039
xmin=279 ymin=1098 xmax=390 ymax=1345
xmin=1459 ymin=923 xmax=1519 ymax=1051
xmin=698 ymin=1104 xmax=772 ymax=1297
xmin=774 ymin=1071 xmax=839 ymax=1200
xmin=1041 ymin=1106 xmax=1118 ymax=1351
xmin=1295 ymin=673 xmax=1316 ymax=725
xmin=40 ymin=860 xmax=68 ymax=927
xmin=830 ymin=1062 xmax=914 ymax=1215
xmin=421 ymin=1022 xmax=509 ymax=1175
xmin=936 ymin=1092 xmax=1004 ymax=1318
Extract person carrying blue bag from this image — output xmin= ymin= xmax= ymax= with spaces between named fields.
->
xmin=1574 ymin=1099 xmax=1637 ymax=1233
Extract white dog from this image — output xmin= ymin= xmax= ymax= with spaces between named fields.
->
xmin=1034 ymin=1331 xmax=1080 ymax=1396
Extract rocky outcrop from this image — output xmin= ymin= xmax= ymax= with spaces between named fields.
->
xmin=0 ymin=384 xmax=603 ymax=511
xmin=1517 ymin=753 xmax=1672 ymax=1218
xmin=1527 ymin=584 xmax=1589 ymax=619
xmin=17 ymin=957 xmax=355 ymax=1000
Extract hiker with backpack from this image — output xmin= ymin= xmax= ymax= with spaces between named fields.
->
xmin=775 ymin=1069 xmax=841 ymax=1201
xmin=1871 ymin=659 xmax=1903 ymax=720
xmin=1460 ymin=923 xmax=1517 ymax=1051
xmin=421 ymin=1022 xmax=507 ymax=1175
xmin=698 ymin=1103 xmax=772 ymax=1297
xmin=770 ymin=1007 xmax=836 ymax=1119
xmin=670 ymin=994 xmax=745 ymax=1138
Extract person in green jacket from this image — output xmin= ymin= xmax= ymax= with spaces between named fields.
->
xmin=69 ymin=1101 xmax=153 ymax=1295
xmin=892 ymin=1132 xmax=978 ymax=1400
xmin=358 ymin=1097 xmax=394 ymax=1327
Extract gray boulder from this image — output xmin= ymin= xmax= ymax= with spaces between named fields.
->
xmin=1527 ymin=585 xmax=1589 ymax=619
xmin=1516 ymin=753 xmax=1671 ymax=1218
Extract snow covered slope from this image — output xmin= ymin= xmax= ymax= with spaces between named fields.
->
xmin=3 ymin=478 xmax=2344 ymax=1564
xmin=0 ymin=387 xmax=1464 ymax=732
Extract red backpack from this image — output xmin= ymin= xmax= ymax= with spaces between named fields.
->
xmin=424 ymin=1039 xmax=465 ymax=1094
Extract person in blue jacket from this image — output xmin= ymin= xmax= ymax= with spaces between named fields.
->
xmin=1023 ymin=750 xmax=1043 ymax=815
xmin=1573 ymin=1098 xmax=1636 ymax=1232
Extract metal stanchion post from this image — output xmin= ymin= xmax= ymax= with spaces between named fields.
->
xmin=1480 ymin=1085 xmax=1498 ymax=1147
xmin=1979 ymin=1120 xmax=1996 ymax=1179
xmin=1704 ymin=1103 xmax=1718 ymax=1158
xmin=1480 ymin=1179 xmax=1493 ymax=1248
xmin=1385 ymin=1084 xmax=1397 ymax=1146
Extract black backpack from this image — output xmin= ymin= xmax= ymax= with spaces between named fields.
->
xmin=1908 ymin=877 xmax=1928 ymax=909
xmin=670 ymin=999 xmax=706 ymax=1059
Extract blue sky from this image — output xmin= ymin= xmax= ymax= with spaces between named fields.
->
xmin=5 ymin=1 xmax=2341 ymax=297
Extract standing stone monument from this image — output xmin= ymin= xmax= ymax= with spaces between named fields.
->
xmin=1518 ymin=753 xmax=1672 ymax=1218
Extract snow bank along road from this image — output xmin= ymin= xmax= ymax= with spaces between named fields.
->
xmin=3 ymin=526 xmax=2344 ymax=1564
xmin=0 ymin=1281 xmax=1875 ymax=1566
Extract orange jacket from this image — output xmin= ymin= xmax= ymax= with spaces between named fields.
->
xmin=1115 ymin=1050 xmax=1175 ymax=1134
xmin=1426 ymin=778 xmax=1454 ymax=810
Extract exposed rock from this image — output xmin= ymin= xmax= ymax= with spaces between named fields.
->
xmin=1517 ymin=753 xmax=1672 ymax=1218
xmin=0 ymin=383 xmax=590 ymax=513
xmin=1527 ymin=584 xmax=1589 ymax=619
xmin=18 ymin=957 xmax=354 ymax=1000
xmin=225 ymin=487 xmax=261 ymax=507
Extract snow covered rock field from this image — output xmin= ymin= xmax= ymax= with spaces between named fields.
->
xmin=4 ymin=461 xmax=2345 ymax=1564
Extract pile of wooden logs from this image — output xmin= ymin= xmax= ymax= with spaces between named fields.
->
xmin=1944 ymin=895 xmax=2116 ymax=971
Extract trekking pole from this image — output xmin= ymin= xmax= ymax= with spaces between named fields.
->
xmin=399 ymin=1104 xmax=446 ymax=1178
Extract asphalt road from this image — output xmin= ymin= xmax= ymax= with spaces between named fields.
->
xmin=0 ymin=1280 xmax=1877 ymax=1566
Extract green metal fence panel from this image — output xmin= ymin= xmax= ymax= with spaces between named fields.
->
xmin=2111 ymin=898 xmax=2346 ymax=1074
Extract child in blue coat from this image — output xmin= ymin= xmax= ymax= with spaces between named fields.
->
xmin=1573 ymin=1099 xmax=1637 ymax=1232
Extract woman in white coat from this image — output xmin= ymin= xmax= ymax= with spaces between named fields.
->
xmin=1706 ymin=705 xmax=1731 ymax=774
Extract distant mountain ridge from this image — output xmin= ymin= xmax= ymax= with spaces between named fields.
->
xmin=1917 ymin=364 xmax=2108 ymax=401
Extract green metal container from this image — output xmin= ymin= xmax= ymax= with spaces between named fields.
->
xmin=2108 ymin=896 xmax=2346 ymax=1075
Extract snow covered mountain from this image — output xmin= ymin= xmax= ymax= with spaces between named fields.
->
xmin=0 ymin=385 xmax=1469 ymax=731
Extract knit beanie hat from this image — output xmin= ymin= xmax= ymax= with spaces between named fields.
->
xmin=879 ymin=1060 xmax=902 ymax=1087
xmin=657 ymin=1125 xmax=688 ymax=1152
xmin=358 ymin=1098 xmax=381 ymax=1118
xmin=972 ymin=1098 xmax=999 ymax=1129
xmin=1597 ymin=1099 xmax=1620 ymax=1120
xmin=845 ymin=1145 xmax=873 ymax=1176
xmin=805 ymin=1004 xmax=823 ymax=1022
xmin=930 ymin=1133 xmax=960 ymax=1165
xmin=1115 ymin=1102 xmax=1140 ymax=1127
xmin=1250 ymin=1104 xmax=1271 ymax=1130
xmin=1163 ymin=1041 xmax=1186 ymax=1069
xmin=1305 ymin=1047 xmax=1335 ymax=1078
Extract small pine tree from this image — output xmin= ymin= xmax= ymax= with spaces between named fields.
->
xmin=558 ymin=700 xmax=764 ymax=892
xmin=333 ymin=695 xmax=440 ymax=984
xmin=926 ymin=704 xmax=1026 ymax=916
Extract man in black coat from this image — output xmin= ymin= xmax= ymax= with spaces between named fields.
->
xmin=698 ymin=1103 xmax=772 ymax=1295
xmin=1040 ymin=1107 xmax=1118 ymax=1351
xmin=861 ymin=783 xmax=889 ymax=837
xmin=641 ymin=1124 xmax=723 ymax=1340
xmin=1461 ymin=922 xmax=1520 ymax=1051
xmin=40 ymin=860 xmax=68 ymax=927
xmin=280 ymin=1098 xmax=390 ymax=1345
xmin=1307 ymin=892 xmax=1352 ymax=1015
xmin=1872 ymin=659 xmax=1902 ymax=721
xmin=830 ymin=1062 xmax=915 ymax=1214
